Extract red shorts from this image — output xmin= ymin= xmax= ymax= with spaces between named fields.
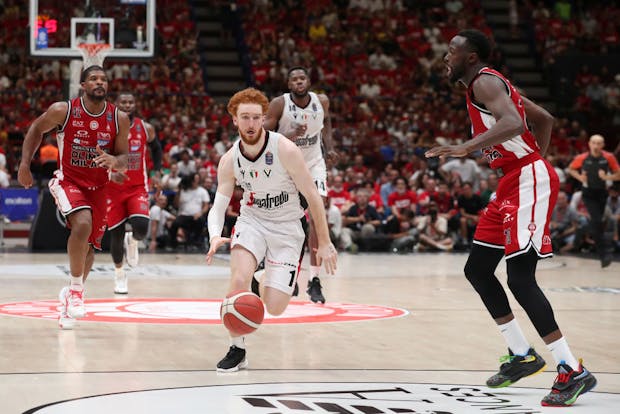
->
xmin=106 ymin=185 xmax=150 ymax=230
xmin=474 ymin=157 xmax=559 ymax=258
xmin=49 ymin=176 xmax=108 ymax=250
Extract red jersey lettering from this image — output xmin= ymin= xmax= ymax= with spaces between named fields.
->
xmin=466 ymin=67 xmax=539 ymax=170
xmin=57 ymin=97 xmax=118 ymax=188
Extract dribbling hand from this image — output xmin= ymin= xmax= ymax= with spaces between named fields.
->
xmin=315 ymin=242 xmax=338 ymax=275
xmin=206 ymin=236 xmax=231 ymax=265
xmin=17 ymin=163 xmax=34 ymax=188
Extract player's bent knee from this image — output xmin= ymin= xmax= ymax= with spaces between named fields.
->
xmin=262 ymin=288 xmax=291 ymax=316
xmin=130 ymin=217 xmax=149 ymax=240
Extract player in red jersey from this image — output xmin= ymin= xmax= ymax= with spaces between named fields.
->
xmin=107 ymin=92 xmax=161 ymax=294
xmin=18 ymin=65 xmax=129 ymax=330
xmin=426 ymin=30 xmax=596 ymax=407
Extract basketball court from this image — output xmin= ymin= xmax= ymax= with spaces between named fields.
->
xmin=14 ymin=1 xmax=619 ymax=412
xmin=0 ymin=250 xmax=617 ymax=413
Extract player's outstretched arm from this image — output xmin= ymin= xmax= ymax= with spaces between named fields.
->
xmin=18 ymin=101 xmax=68 ymax=188
xmin=318 ymin=94 xmax=338 ymax=163
xmin=206 ymin=149 xmax=235 ymax=265
xmin=426 ymin=76 xmax=523 ymax=158
xmin=263 ymin=96 xmax=284 ymax=132
xmin=280 ymin=138 xmax=337 ymax=274
xmin=145 ymin=121 xmax=163 ymax=171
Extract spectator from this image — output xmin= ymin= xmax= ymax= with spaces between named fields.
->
xmin=176 ymin=150 xmax=197 ymax=177
xmin=480 ymin=172 xmax=498 ymax=206
xmin=457 ymin=181 xmax=484 ymax=245
xmin=148 ymin=193 xmax=176 ymax=251
xmin=550 ymin=191 xmax=581 ymax=253
xmin=169 ymin=173 xmax=210 ymax=250
xmin=161 ymin=163 xmax=182 ymax=192
xmin=327 ymin=174 xmax=352 ymax=212
xmin=0 ymin=161 xmax=9 ymax=188
xmin=38 ymin=135 xmax=59 ymax=182
xmin=439 ymin=156 xmax=481 ymax=190
xmin=607 ymin=184 xmax=620 ymax=251
xmin=340 ymin=188 xmax=382 ymax=252
xmin=325 ymin=195 xmax=343 ymax=248
xmin=387 ymin=176 xmax=418 ymax=222
xmin=415 ymin=202 xmax=454 ymax=252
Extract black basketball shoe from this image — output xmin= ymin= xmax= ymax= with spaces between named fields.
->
xmin=216 ymin=346 xmax=248 ymax=372
xmin=307 ymin=276 xmax=325 ymax=304
xmin=486 ymin=348 xmax=546 ymax=388
xmin=541 ymin=360 xmax=597 ymax=406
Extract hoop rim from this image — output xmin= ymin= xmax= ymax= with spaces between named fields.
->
xmin=77 ymin=43 xmax=112 ymax=57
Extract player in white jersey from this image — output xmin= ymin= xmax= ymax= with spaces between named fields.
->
xmin=263 ymin=66 xmax=338 ymax=303
xmin=206 ymin=87 xmax=338 ymax=372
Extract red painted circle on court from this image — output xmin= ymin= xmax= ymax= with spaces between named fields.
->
xmin=0 ymin=298 xmax=408 ymax=325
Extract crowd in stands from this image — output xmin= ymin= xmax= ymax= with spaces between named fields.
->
xmin=0 ymin=0 xmax=619 ymax=256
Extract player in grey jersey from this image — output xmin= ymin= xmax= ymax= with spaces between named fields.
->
xmin=263 ymin=66 xmax=338 ymax=303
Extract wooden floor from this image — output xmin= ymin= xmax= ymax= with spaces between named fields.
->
xmin=0 ymin=249 xmax=618 ymax=413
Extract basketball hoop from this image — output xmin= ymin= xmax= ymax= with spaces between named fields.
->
xmin=77 ymin=43 xmax=111 ymax=69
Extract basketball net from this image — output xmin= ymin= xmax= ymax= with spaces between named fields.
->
xmin=69 ymin=40 xmax=111 ymax=99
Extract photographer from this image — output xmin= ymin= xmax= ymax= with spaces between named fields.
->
xmin=415 ymin=202 xmax=454 ymax=251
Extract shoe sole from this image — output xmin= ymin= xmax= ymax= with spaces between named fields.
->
xmin=487 ymin=363 xmax=547 ymax=388
xmin=67 ymin=309 xmax=86 ymax=318
xmin=114 ymin=290 xmax=128 ymax=294
xmin=216 ymin=359 xmax=248 ymax=373
xmin=541 ymin=376 xmax=598 ymax=407
xmin=58 ymin=316 xmax=75 ymax=330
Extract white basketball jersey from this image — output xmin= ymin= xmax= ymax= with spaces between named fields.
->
xmin=278 ymin=92 xmax=324 ymax=168
xmin=233 ymin=131 xmax=304 ymax=222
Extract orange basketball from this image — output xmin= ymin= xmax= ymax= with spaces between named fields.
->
xmin=220 ymin=290 xmax=265 ymax=336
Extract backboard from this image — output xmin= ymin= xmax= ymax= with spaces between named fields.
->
xmin=29 ymin=0 xmax=155 ymax=59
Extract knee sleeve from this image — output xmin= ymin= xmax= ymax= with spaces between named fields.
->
xmin=464 ymin=245 xmax=511 ymax=319
xmin=128 ymin=216 xmax=150 ymax=240
xmin=110 ymin=226 xmax=125 ymax=265
xmin=506 ymin=248 xmax=559 ymax=337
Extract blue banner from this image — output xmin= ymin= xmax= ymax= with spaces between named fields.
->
xmin=0 ymin=188 xmax=39 ymax=221
xmin=36 ymin=27 xmax=48 ymax=49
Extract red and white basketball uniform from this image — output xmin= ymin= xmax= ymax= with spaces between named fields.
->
xmin=467 ymin=67 xmax=559 ymax=258
xmin=48 ymin=97 xmax=119 ymax=249
xmin=107 ymin=118 xmax=150 ymax=230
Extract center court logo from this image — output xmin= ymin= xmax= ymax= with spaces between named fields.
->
xmin=24 ymin=382 xmax=616 ymax=413
xmin=0 ymin=299 xmax=407 ymax=325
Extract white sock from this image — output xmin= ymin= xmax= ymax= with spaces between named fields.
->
xmin=115 ymin=267 xmax=124 ymax=276
xmin=547 ymin=337 xmax=580 ymax=371
xmin=70 ymin=276 xmax=83 ymax=290
xmin=498 ymin=319 xmax=530 ymax=356
xmin=310 ymin=265 xmax=321 ymax=279
xmin=231 ymin=336 xmax=245 ymax=349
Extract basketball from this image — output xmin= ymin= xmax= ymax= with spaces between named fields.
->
xmin=220 ymin=290 xmax=265 ymax=336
